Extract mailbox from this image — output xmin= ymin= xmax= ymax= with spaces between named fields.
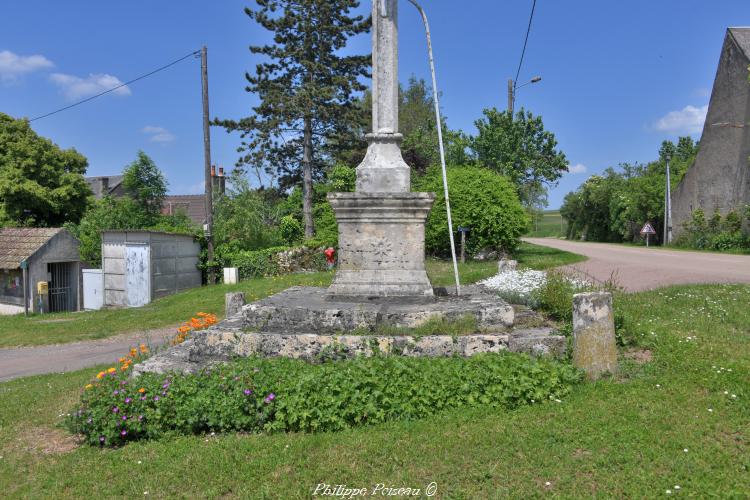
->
xmin=37 ymin=281 xmax=49 ymax=295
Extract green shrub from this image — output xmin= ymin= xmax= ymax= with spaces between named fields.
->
xmin=279 ymin=215 xmax=303 ymax=245
xmin=414 ymin=165 xmax=529 ymax=256
xmin=66 ymin=353 xmax=582 ymax=446
xmin=532 ymin=270 xmax=576 ymax=322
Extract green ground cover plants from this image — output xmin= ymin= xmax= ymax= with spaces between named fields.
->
xmin=0 ymin=283 xmax=747 ymax=497
xmin=66 ymin=353 xmax=581 ymax=446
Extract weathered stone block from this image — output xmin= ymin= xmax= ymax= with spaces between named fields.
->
xmin=498 ymin=259 xmax=518 ymax=273
xmin=225 ymin=292 xmax=245 ymax=319
xmin=572 ymin=292 xmax=618 ymax=379
xmin=327 ymin=192 xmax=435 ymax=297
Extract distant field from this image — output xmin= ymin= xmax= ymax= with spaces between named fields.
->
xmin=526 ymin=210 xmax=566 ymax=238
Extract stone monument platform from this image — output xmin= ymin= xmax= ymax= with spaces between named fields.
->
xmin=133 ymin=286 xmax=568 ymax=376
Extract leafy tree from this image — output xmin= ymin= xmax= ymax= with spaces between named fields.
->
xmin=214 ymin=0 xmax=371 ymax=239
xmin=0 ymin=112 xmax=91 ymax=227
xmin=414 ymin=165 xmax=528 ymax=256
xmin=561 ymin=136 xmax=699 ymax=244
xmin=471 ymin=108 xmax=568 ymax=204
xmin=67 ymin=197 xmax=195 ymax=265
xmin=337 ymin=77 xmax=473 ymax=173
xmin=122 ymin=151 xmax=167 ymax=217
xmin=212 ymin=175 xmax=284 ymax=252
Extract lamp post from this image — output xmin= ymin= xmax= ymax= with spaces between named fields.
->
xmin=664 ymin=153 xmax=673 ymax=245
xmin=508 ymin=75 xmax=541 ymax=115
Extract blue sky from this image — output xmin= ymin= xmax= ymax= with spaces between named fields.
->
xmin=1 ymin=1 xmax=749 ymax=208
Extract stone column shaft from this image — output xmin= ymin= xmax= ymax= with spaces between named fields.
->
xmin=373 ymin=0 xmax=399 ymax=134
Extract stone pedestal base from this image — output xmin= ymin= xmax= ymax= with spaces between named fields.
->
xmin=327 ymin=192 xmax=435 ymax=297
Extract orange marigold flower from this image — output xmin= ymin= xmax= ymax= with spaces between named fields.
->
xmin=118 ymin=357 xmax=126 ymax=363
xmin=107 ymin=367 xmax=117 ymax=374
xmin=85 ymin=383 xmax=94 ymax=390
xmin=197 ymin=312 xmax=209 ymax=317
xmin=96 ymin=372 xmax=105 ymax=379
xmin=121 ymin=365 xmax=129 ymax=371
xmin=138 ymin=387 xmax=146 ymax=393
xmin=139 ymin=344 xmax=148 ymax=352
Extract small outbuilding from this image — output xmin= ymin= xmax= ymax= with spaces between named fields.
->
xmin=0 ymin=228 xmax=82 ymax=315
xmin=101 ymin=231 xmax=201 ymax=308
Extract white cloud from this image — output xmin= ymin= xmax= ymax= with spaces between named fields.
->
xmin=653 ymin=104 xmax=708 ymax=135
xmin=142 ymin=125 xmax=176 ymax=143
xmin=0 ymin=50 xmax=54 ymax=81
xmin=568 ymin=163 xmax=587 ymax=174
xmin=50 ymin=72 xmax=131 ymax=100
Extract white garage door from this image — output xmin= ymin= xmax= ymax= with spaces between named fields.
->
xmin=125 ymin=244 xmax=150 ymax=307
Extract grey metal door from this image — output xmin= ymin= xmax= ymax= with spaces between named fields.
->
xmin=48 ymin=262 xmax=74 ymax=312
xmin=125 ymin=244 xmax=150 ymax=307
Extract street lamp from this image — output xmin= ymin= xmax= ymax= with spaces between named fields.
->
xmin=508 ymin=76 xmax=541 ymax=115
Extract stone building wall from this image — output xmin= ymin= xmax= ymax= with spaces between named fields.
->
xmin=672 ymin=28 xmax=750 ymax=237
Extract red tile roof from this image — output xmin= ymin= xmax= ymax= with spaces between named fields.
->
xmin=0 ymin=227 xmax=64 ymax=269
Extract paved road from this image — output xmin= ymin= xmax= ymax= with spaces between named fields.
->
xmin=0 ymin=328 xmax=173 ymax=382
xmin=524 ymin=238 xmax=750 ymax=291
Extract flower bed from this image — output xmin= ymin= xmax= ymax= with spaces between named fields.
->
xmin=66 ymin=353 xmax=581 ymax=447
xmin=479 ymin=268 xmax=589 ymax=307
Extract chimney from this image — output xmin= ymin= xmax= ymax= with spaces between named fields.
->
xmin=219 ymin=167 xmax=226 ymax=195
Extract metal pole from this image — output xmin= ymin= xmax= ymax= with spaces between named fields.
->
xmin=508 ymin=78 xmax=514 ymax=115
xmin=22 ymin=262 xmax=28 ymax=316
xmin=666 ymin=155 xmax=673 ymax=245
xmin=201 ymin=46 xmax=215 ymax=284
xmin=407 ymin=0 xmax=461 ymax=295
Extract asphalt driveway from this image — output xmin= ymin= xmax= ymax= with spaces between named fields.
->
xmin=524 ymin=238 xmax=750 ymax=291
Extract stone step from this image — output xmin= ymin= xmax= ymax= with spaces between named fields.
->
xmin=240 ymin=286 xmax=515 ymax=334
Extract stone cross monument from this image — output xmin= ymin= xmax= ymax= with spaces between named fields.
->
xmin=327 ymin=0 xmax=435 ymax=297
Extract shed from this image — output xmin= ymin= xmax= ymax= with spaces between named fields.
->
xmin=101 ymin=231 xmax=201 ymax=308
xmin=0 ymin=228 xmax=82 ymax=315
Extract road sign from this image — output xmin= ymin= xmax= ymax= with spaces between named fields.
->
xmin=640 ymin=222 xmax=656 ymax=247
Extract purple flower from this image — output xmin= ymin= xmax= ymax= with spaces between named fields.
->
xmin=122 ymin=416 xmax=127 ymax=421
xmin=243 ymin=389 xmax=252 ymax=396
xmin=138 ymin=415 xmax=144 ymax=421
xmin=112 ymin=406 xmax=119 ymax=413
xmin=162 ymin=383 xmax=170 ymax=389
xmin=161 ymin=391 xmax=167 ymax=396
xmin=264 ymin=393 xmax=276 ymax=404
xmin=120 ymin=430 xmax=127 ymax=436
xmin=113 ymin=390 xmax=120 ymax=396
xmin=99 ymin=436 xmax=105 ymax=443
xmin=125 ymin=397 xmax=132 ymax=404
xmin=121 ymin=380 xmax=128 ymax=386
xmin=153 ymin=396 xmax=160 ymax=402
xmin=140 ymin=396 xmax=147 ymax=401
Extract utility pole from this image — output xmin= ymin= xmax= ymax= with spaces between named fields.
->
xmin=201 ymin=46 xmax=215 ymax=284
xmin=507 ymin=78 xmax=514 ymax=115
xmin=664 ymin=153 xmax=673 ymax=245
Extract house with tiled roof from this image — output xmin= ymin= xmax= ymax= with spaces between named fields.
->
xmin=0 ymin=227 xmax=82 ymax=315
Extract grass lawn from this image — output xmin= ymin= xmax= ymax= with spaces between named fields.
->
xmin=525 ymin=210 xmax=567 ymax=238
xmin=0 ymin=283 xmax=747 ymax=497
xmin=514 ymin=241 xmax=587 ymax=270
xmin=0 ymin=257 xmax=514 ymax=348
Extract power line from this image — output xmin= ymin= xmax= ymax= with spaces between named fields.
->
xmin=513 ymin=0 xmax=537 ymax=91
xmin=30 ymin=49 xmax=201 ymax=122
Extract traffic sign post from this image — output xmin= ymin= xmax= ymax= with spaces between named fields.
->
xmin=640 ymin=222 xmax=656 ymax=247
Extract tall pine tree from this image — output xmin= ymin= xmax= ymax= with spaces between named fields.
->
xmin=215 ymin=0 xmax=370 ymax=238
